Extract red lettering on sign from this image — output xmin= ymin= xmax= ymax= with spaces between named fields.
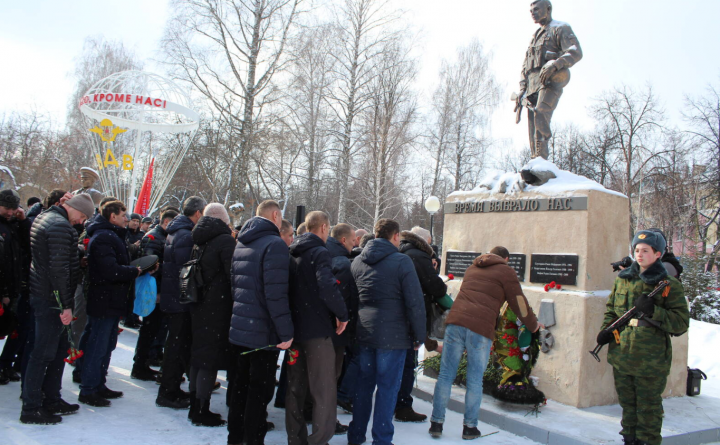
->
xmin=93 ymin=94 xmax=99 ymax=102
xmin=105 ymin=94 xmax=113 ymax=102
xmin=153 ymin=98 xmax=161 ymax=107
xmin=115 ymin=94 xmax=124 ymax=102
xmin=125 ymin=94 xmax=131 ymax=103
xmin=135 ymin=95 xmax=143 ymax=104
xmin=99 ymin=93 xmax=105 ymax=102
xmin=163 ymin=100 xmax=166 ymax=108
xmin=144 ymin=97 xmax=153 ymax=106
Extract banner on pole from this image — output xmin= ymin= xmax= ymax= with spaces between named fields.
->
xmin=134 ymin=158 xmax=154 ymax=216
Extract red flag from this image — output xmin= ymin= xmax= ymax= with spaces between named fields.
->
xmin=134 ymin=158 xmax=154 ymax=216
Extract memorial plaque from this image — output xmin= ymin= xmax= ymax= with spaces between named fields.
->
xmin=530 ymin=254 xmax=579 ymax=285
xmin=445 ymin=251 xmax=481 ymax=277
xmin=508 ymin=253 xmax=527 ymax=281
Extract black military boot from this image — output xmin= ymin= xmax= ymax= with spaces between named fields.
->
xmin=622 ymin=435 xmax=637 ymax=444
xmin=99 ymin=386 xmax=124 ymax=399
xmin=78 ymin=392 xmax=111 ymax=407
xmin=429 ymin=421 xmax=443 ymax=438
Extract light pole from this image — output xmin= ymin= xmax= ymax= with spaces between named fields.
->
xmin=425 ymin=196 xmax=441 ymax=240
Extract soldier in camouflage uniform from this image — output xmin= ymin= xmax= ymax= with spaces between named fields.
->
xmin=597 ymin=230 xmax=689 ymax=445
xmin=516 ymin=0 xmax=582 ymax=159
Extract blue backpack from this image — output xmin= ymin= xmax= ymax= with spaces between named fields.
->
xmin=133 ymin=274 xmax=157 ymax=317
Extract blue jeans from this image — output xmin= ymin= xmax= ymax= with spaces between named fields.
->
xmin=348 ymin=346 xmax=405 ymax=445
xmin=80 ymin=316 xmax=119 ymax=395
xmin=337 ymin=344 xmax=359 ymax=403
xmin=431 ymin=324 xmax=492 ymax=428
xmin=22 ymin=302 xmax=69 ymax=412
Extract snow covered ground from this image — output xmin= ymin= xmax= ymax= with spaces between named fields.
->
xmin=1 ymin=318 xmax=718 ymax=445
xmin=0 ymin=327 xmax=539 ymax=445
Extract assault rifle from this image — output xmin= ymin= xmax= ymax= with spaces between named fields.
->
xmin=589 ymin=280 xmax=669 ymax=362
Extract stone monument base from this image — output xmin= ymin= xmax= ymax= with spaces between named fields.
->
xmin=441 ymin=178 xmax=688 ymax=407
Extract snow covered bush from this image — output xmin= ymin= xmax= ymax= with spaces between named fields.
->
xmin=681 ymin=256 xmax=720 ymax=325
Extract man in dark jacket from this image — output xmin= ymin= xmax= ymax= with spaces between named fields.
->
xmin=157 ymin=196 xmax=206 ymax=408
xmin=0 ymin=189 xmax=31 ymax=384
xmin=286 ymin=212 xmax=349 ymax=445
xmin=227 ymin=200 xmax=294 ymax=445
xmin=394 ymin=228 xmax=448 ymax=422
xmin=21 ymin=193 xmax=92 ymax=424
xmin=348 ymin=219 xmax=425 ymax=445
xmin=131 ymin=209 xmax=178 ymax=381
xmin=328 ymin=223 xmax=360 ymax=412
xmin=79 ymin=200 xmax=143 ymax=408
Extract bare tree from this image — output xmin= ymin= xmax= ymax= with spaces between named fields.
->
xmin=329 ymin=0 xmax=399 ymax=222
xmin=349 ymin=39 xmax=417 ymax=228
xmin=591 ymin=84 xmax=667 ymax=238
xmin=162 ymin=0 xmax=302 ymax=205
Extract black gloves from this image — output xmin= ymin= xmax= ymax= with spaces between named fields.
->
xmin=596 ymin=330 xmax=613 ymax=346
xmin=634 ymin=293 xmax=655 ymax=316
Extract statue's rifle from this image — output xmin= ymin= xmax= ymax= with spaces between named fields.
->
xmin=510 ymin=92 xmax=534 ymax=124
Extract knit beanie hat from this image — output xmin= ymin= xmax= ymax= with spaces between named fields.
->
xmin=0 ymin=189 xmax=20 ymax=209
xmin=203 ymin=203 xmax=230 ymax=225
xmin=632 ymin=230 xmax=666 ymax=254
xmin=65 ymin=193 xmax=96 ymax=218
xmin=130 ymin=213 xmax=142 ymax=221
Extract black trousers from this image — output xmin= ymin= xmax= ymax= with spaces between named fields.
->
xmin=133 ymin=307 xmax=163 ymax=368
xmin=227 ymin=345 xmax=279 ymax=445
xmin=158 ymin=312 xmax=191 ymax=397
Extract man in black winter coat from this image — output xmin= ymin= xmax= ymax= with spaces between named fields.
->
xmin=79 ymin=201 xmax=143 ymax=408
xmin=0 ymin=190 xmax=31 ymax=384
xmin=394 ymin=228 xmax=448 ymax=423
xmin=131 ymin=209 xmax=178 ymax=381
xmin=286 ymin=211 xmax=349 ymax=445
xmin=157 ymin=196 xmax=206 ymax=408
xmin=328 ymin=223 xmax=360 ymax=413
xmin=21 ymin=193 xmax=92 ymax=424
xmin=227 ymin=200 xmax=294 ymax=445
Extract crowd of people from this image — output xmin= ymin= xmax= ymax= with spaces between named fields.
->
xmin=0 ymin=185 xmax=690 ymax=445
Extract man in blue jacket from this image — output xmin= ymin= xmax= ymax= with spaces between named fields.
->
xmin=286 ymin=211 xmax=349 ymax=445
xmin=79 ymin=200 xmax=143 ymax=407
xmin=156 ymin=196 xmax=206 ymax=408
xmin=227 ymin=200 xmax=293 ymax=445
xmin=348 ymin=218 xmax=426 ymax=445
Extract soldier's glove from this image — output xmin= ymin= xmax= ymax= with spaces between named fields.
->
xmin=634 ymin=293 xmax=655 ymax=316
xmin=596 ymin=330 xmax=613 ymax=346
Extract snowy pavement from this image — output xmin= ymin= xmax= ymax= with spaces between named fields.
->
xmin=0 ymin=327 xmax=540 ymax=445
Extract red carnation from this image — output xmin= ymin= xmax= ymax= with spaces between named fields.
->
xmin=148 ymin=234 xmax=155 ymax=240
xmin=447 ymin=274 xmax=455 ymax=280
xmin=504 ymin=322 xmax=518 ymax=330
xmin=508 ymin=347 xmax=521 ymax=357
xmin=83 ymin=238 xmax=90 ymax=247
xmin=556 ymin=284 xmax=562 ymax=290
xmin=336 ymin=280 xmax=341 ymax=285
xmin=118 ymin=328 xmax=124 ymax=334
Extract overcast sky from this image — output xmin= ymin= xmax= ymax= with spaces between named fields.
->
xmin=2 ymin=0 xmax=720 ymax=155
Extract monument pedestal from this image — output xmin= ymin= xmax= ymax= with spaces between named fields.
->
xmin=442 ymin=188 xmax=688 ymax=408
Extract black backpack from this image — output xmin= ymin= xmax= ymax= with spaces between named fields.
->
xmin=179 ymin=245 xmax=205 ymax=304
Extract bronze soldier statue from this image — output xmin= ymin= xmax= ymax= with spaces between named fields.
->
xmin=515 ymin=0 xmax=582 ymax=159
xmin=72 ymin=167 xmax=105 ymax=207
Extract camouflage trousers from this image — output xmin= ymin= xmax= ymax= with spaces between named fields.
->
xmin=613 ymin=367 xmax=667 ymax=445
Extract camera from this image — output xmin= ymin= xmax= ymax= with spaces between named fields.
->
xmin=611 ymin=256 xmax=633 ymax=272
